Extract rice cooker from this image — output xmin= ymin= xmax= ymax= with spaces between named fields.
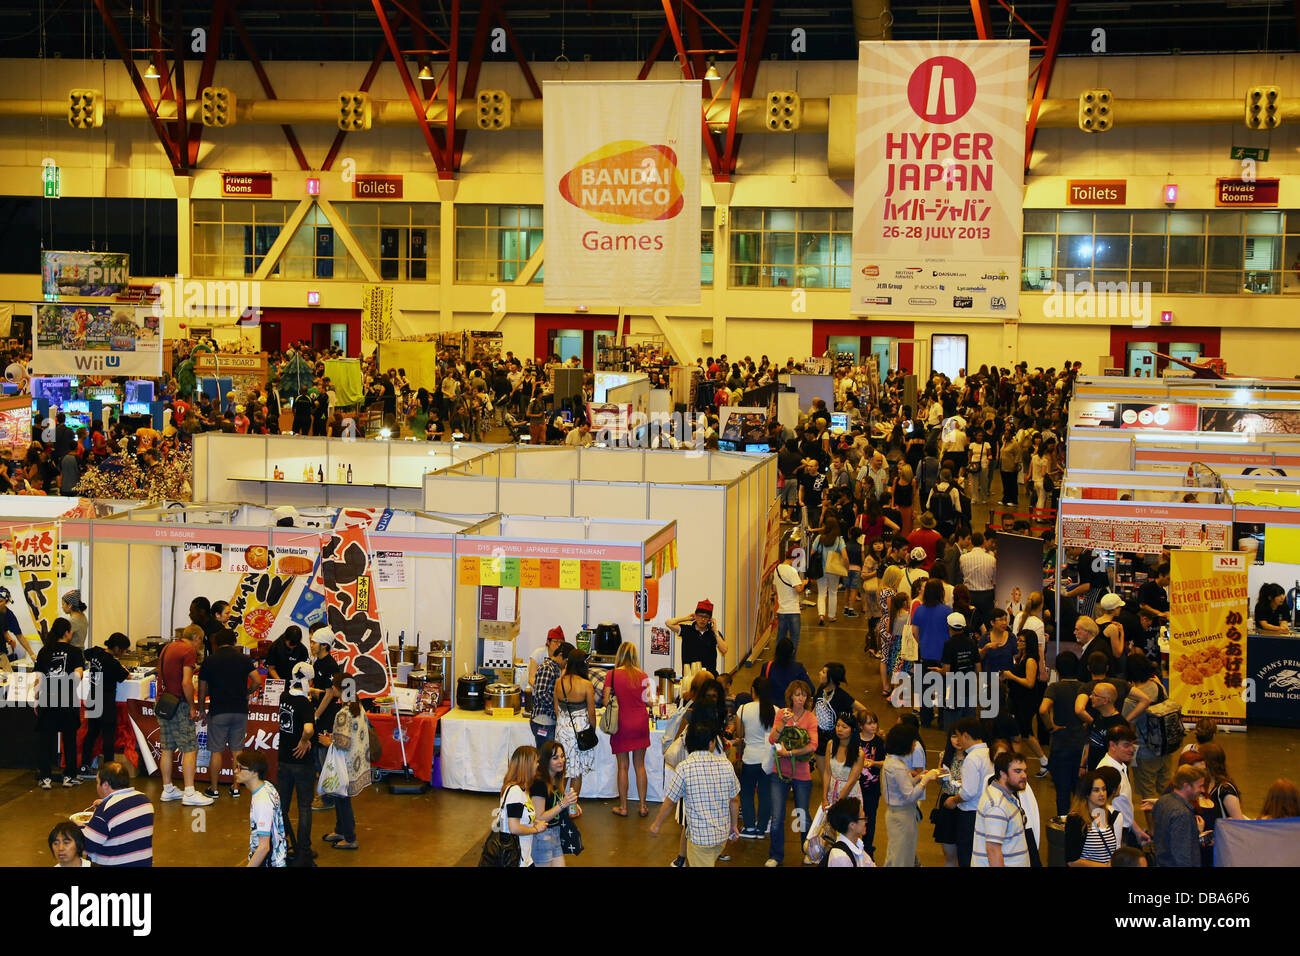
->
xmin=456 ymin=672 xmax=489 ymax=711
xmin=485 ymin=682 xmax=522 ymax=715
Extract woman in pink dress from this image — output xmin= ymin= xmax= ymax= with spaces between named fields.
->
xmin=604 ymin=642 xmax=652 ymax=818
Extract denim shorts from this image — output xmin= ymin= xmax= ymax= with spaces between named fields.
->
xmin=206 ymin=712 xmax=247 ymax=753
xmin=532 ymin=825 xmax=562 ymax=865
xmin=845 ymin=571 xmax=862 ymax=591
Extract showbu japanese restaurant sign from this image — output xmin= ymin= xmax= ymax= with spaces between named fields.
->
xmin=544 ymin=80 xmax=700 ymax=306
xmin=852 ymin=41 xmax=1029 ymax=319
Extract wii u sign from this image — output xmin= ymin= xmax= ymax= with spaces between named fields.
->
xmin=72 ymin=354 xmax=121 ymax=371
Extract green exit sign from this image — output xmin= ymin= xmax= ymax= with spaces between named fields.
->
xmin=42 ymin=164 xmax=60 ymax=198
xmin=1231 ymin=146 xmax=1270 ymax=161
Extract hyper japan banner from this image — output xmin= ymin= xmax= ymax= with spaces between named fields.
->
xmin=1169 ymin=550 xmax=1248 ymax=725
xmin=852 ymin=40 xmax=1028 ymax=319
xmin=543 ymin=80 xmax=700 ymax=306
xmin=322 ymin=524 xmax=392 ymax=698
xmin=32 ymin=303 xmax=162 ymax=376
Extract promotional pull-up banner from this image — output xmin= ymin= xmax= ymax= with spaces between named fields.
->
xmin=32 ymin=303 xmax=162 ymax=376
xmin=1168 ymin=550 xmax=1248 ymax=725
xmin=544 ymin=80 xmax=700 ymax=306
xmin=11 ymin=523 xmax=59 ymax=640
xmin=852 ymin=40 xmax=1029 ymax=319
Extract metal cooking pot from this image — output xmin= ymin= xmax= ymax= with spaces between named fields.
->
xmin=456 ymin=672 xmax=489 ymax=711
xmin=485 ymin=682 xmax=522 ymax=715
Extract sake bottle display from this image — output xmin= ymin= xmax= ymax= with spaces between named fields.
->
xmin=303 ymin=463 xmax=313 ymax=481
xmin=346 ymin=464 xmax=353 ymax=484
xmin=317 ymin=464 xmax=325 ymax=483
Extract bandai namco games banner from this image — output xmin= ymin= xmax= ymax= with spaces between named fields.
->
xmin=543 ymin=80 xmax=700 ymax=306
xmin=852 ymin=40 xmax=1028 ymax=319
xmin=1168 ymin=550 xmax=1249 ymax=725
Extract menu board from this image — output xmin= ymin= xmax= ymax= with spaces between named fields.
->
xmin=1060 ymin=517 xmax=1231 ymax=555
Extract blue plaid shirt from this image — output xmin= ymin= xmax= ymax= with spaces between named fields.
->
xmin=532 ymin=657 xmax=559 ymax=723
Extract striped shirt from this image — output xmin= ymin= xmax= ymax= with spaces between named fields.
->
xmin=959 ymin=548 xmax=997 ymax=592
xmin=665 ymin=750 xmax=740 ymax=848
xmin=973 ymin=782 xmax=1030 ymax=867
xmin=83 ymin=788 xmax=154 ymax=867
xmin=1081 ymin=819 xmax=1119 ymax=863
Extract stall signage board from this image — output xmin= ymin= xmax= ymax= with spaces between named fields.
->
xmin=221 ymin=172 xmax=273 ymax=197
xmin=1246 ymin=636 xmax=1300 ymax=726
xmin=1060 ymin=516 xmax=1231 ymax=554
xmin=1168 ymin=550 xmax=1248 ymax=725
xmin=1067 ymin=180 xmax=1127 ymax=205
xmin=10 ymin=523 xmax=59 ymax=638
xmin=459 ymin=555 xmax=643 ymax=591
xmin=41 ymin=251 xmax=130 ymax=298
xmin=852 ymin=40 xmax=1029 ymax=319
xmin=1216 ymin=177 xmax=1280 ymax=206
xmin=353 ymin=174 xmax=402 ymax=199
xmin=374 ymin=551 xmax=405 ymax=588
xmin=193 ymin=354 xmax=267 ymax=375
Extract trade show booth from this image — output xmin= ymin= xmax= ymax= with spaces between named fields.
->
xmin=423 ymin=445 xmax=779 ymax=673
xmin=192 ymin=432 xmax=497 ymax=510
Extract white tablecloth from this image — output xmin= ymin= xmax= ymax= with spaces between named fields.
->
xmin=439 ymin=708 xmax=667 ymax=801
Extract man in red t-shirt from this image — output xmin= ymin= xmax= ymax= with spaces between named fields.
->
xmin=907 ymin=512 xmax=943 ymax=571
xmin=157 ymin=625 xmax=213 ymax=806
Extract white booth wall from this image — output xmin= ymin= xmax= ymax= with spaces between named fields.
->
xmin=193 ymin=433 xmax=498 ymax=510
xmin=425 ymin=447 xmax=778 ymax=674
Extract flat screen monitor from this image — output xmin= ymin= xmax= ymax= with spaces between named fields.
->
xmin=559 ymin=410 xmax=573 ymax=423
xmin=830 ymin=412 xmax=849 ymax=431
xmin=716 ymin=440 xmax=738 ymax=452
xmin=125 ymin=380 xmax=155 ymax=404
xmin=124 ymin=401 xmax=151 ymax=416
xmin=744 ymin=443 xmax=771 ymax=453
xmin=31 ymin=377 xmax=74 ymax=405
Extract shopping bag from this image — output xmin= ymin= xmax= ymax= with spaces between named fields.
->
xmin=316 ymin=746 xmax=350 ymax=798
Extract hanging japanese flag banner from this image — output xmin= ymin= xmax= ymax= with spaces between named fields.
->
xmin=852 ymin=40 xmax=1028 ymax=319
xmin=544 ymin=80 xmax=700 ymax=306
xmin=11 ymin=523 xmax=59 ymax=640
xmin=321 ymin=524 xmax=391 ymax=699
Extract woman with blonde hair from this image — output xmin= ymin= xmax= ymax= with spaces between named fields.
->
xmin=893 ymin=462 xmax=916 ymax=534
xmin=605 ymin=642 xmax=652 ymax=817
xmin=494 ymin=745 xmax=545 ymax=867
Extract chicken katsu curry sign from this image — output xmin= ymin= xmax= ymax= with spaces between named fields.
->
xmin=544 ymin=80 xmax=700 ymax=306
xmin=1169 ymin=550 xmax=1249 ymax=725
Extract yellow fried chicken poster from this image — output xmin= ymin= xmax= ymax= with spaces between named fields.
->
xmin=1168 ymin=550 xmax=1248 ymax=725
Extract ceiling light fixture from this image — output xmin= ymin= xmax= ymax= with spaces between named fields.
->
xmin=144 ymin=63 xmax=160 ymax=79
xmin=417 ymin=64 xmax=433 ymax=80
xmin=704 ymin=56 xmax=721 ymax=81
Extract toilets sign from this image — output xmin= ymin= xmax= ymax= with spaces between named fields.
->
xmin=852 ymin=40 xmax=1029 ymax=319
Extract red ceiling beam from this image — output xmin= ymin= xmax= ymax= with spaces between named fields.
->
xmin=446 ymin=0 xmax=458 ymax=177
xmin=493 ymin=5 xmax=543 ymax=99
xmin=92 ymin=0 xmax=185 ymax=174
xmin=637 ymin=23 xmax=671 ymax=81
xmin=322 ymin=9 xmax=407 ymax=172
xmin=172 ymin=0 xmax=189 ymax=174
xmin=722 ymin=0 xmax=772 ymax=177
xmin=1025 ymin=0 xmax=1071 ymax=172
xmin=228 ymin=4 xmax=310 ymax=171
xmin=187 ymin=0 xmax=228 ymax=167
xmin=372 ymin=0 xmax=449 ymax=175
xmin=971 ymin=0 xmax=994 ymax=39
xmin=454 ymin=0 xmax=499 ymax=170
xmin=670 ymin=1 xmax=726 ymax=180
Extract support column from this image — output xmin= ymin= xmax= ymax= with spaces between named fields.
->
xmin=709 ymin=181 xmax=734 ymax=359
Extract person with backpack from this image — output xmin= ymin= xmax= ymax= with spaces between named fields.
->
xmin=917 ymin=443 xmax=941 ymax=513
xmin=1122 ymin=654 xmax=1176 ymax=820
xmin=925 ymin=468 xmax=963 ymax=538
xmin=823 ymin=796 xmax=875 ymax=867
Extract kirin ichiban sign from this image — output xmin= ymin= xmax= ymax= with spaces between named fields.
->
xmin=1068 ymin=180 xmax=1127 ymax=205
xmin=543 ymin=80 xmax=701 ymax=306
xmin=352 ymin=174 xmax=403 ymax=199
xmin=1216 ymin=178 xmax=1280 ymax=207
xmin=852 ymin=41 xmax=1029 ymax=319
xmin=221 ymin=172 xmax=272 ymax=196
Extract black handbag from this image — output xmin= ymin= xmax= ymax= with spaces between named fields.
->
xmin=563 ymin=679 xmax=599 ymax=751
xmin=558 ymin=811 xmax=584 ymax=856
xmin=478 ymin=792 xmax=523 ymax=867
xmin=806 ymin=544 xmax=824 ymax=581
xmin=154 ymin=643 xmax=182 ymax=719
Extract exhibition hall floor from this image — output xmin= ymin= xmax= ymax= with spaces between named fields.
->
xmin=2 ymin=603 xmax=1293 ymax=868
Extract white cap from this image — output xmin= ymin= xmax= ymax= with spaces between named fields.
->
xmin=910 ymin=546 xmax=928 ymax=562
xmin=1098 ymin=593 xmax=1124 ymax=611
xmin=947 ymin=612 xmax=967 ymax=629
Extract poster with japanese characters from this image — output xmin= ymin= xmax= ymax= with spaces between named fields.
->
xmin=10 ymin=523 xmax=60 ymax=640
xmin=852 ymin=40 xmax=1028 ymax=318
xmin=1169 ymin=550 xmax=1248 ymax=725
